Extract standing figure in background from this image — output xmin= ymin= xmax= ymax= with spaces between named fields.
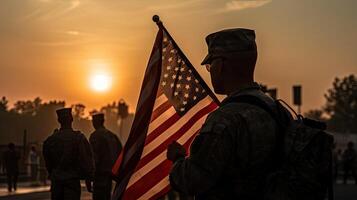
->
xmin=342 ymin=141 xmax=357 ymax=184
xmin=43 ymin=108 xmax=95 ymax=200
xmin=88 ymin=113 xmax=122 ymax=200
xmin=2 ymin=143 xmax=20 ymax=192
xmin=28 ymin=146 xmax=40 ymax=182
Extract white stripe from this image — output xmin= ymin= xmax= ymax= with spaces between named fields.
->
xmin=148 ymin=106 xmax=176 ymax=135
xmin=153 ymin=94 xmax=168 ymax=111
xmin=138 ymin=176 xmax=170 ymax=200
xmin=126 ymin=113 xmax=209 ymax=189
xmin=143 ymin=96 xmax=213 ymax=158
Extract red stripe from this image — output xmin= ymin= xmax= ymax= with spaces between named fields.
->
xmin=123 ymin=160 xmax=172 ymax=200
xmin=150 ymin=100 xmax=172 ymax=122
xmin=136 ymin=101 xmax=217 ymax=170
xmin=112 ymin=150 xmax=124 ymax=176
xmin=156 ymin=87 xmax=164 ymax=97
xmin=145 ymin=113 xmax=180 ymax=145
xmin=123 ymin=132 xmax=197 ymax=200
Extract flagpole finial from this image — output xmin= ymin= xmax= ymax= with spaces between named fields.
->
xmin=152 ymin=15 xmax=162 ymax=26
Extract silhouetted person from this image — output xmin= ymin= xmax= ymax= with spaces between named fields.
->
xmin=43 ymin=108 xmax=95 ymax=200
xmin=342 ymin=141 xmax=357 ymax=184
xmin=28 ymin=146 xmax=39 ymax=181
xmin=167 ymin=29 xmax=279 ymax=199
xmin=87 ymin=113 xmax=122 ymax=200
xmin=332 ymin=143 xmax=342 ymax=183
xmin=2 ymin=143 xmax=20 ymax=192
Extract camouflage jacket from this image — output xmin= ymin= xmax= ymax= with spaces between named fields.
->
xmin=89 ymin=127 xmax=122 ymax=176
xmin=43 ymin=128 xmax=95 ymax=181
xmin=169 ymin=82 xmax=278 ymax=200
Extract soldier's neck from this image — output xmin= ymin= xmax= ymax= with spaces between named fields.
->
xmin=226 ymin=79 xmax=255 ymax=96
xmin=95 ymin=125 xmax=105 ymax=130
xmin=60 ymin=125 xmax=73 ymax=130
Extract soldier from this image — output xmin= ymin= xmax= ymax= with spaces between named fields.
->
xmin=87 ymin=113 xmax=122 ymax=200
xmin=342 ymin=141 xmax=357 ymax=184
xmin=43 ymin=108 xmax=94 ymax=200
xmin=2 ymin=143 xmax=20 ymax=192
xmin=167 ymin=29 xmax=279 ymax=199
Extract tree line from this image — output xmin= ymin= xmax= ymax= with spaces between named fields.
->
xmin=0 ymin=98 xmax=133 ymax=145
xmin=304 ymin=74 xmax=357 ymax=133
xmin=0 ymin=74 xmax=356 ymax=145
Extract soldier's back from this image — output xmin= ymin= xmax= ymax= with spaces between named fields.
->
xmin=90 ymin=128 xmax=121 ymax=175
xmin=43 ymin=128 xmax=82 ymax=181
xmin=200 ymin=88 xmax=278 ymax=199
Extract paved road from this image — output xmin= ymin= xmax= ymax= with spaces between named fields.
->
xmin=0 ymin=188 xmax=91 ymax=200
xmin=0 ymin=184 xmax=356 ymax=200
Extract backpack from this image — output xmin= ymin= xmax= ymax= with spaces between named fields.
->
xmin=225 ymin=94 xmax=334 ymax=200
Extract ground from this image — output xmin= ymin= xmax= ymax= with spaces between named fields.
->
xmin=0 ymin=184 xmax=356 ymax=200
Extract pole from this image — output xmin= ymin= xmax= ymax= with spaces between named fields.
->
xmin=23 ymin=129 xmax=27 ymax=156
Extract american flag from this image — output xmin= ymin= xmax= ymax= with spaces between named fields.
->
xmin=112 ymin=21 xmax=219 ymax=200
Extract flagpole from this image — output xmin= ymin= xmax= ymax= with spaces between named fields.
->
xmin=152 ymin=15 xmax=221 ymax=105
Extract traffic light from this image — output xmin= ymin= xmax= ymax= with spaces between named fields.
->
xmin=293 ymin=85 xmax=302 ymax=106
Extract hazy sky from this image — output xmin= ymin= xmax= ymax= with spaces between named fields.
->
xmin=0 ymin=0 xmax=356 ymax=113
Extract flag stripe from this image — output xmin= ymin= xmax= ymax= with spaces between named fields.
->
xmin=147 ymin=106 xmax=176 ymax=135
xmin=141 ymin=101 xmax=217 ymax=162
xmin=146 ymin=113 xmax=181 ymax=145
xmin=130 ymin=133 xmax=198 ymax=200
xmin=126 ymin=130 xmax=198 ymax=200
xmin=146 ymin=96 xmax=213 ymax=148
xmin=153 ymin=93 xmax=167 ymax=110
xmin=151 ymin=100 xmax=172 ymax=122
xmin=148 ymin=184 xmax=171 ymax=200
xmin=126 ymin=110 xmax=212 ymax=189
xmin=138 ymin=177 xmax=170 ymax=200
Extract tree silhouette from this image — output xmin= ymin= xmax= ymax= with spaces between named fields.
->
xmin=0 ymin=96 xmax=8 ymax=112
xmin=72 ymin=104 xmax=86 ymax=119
xmin=11 ymin=97 xmax=42 ymax=115
xmin=324 ymin=74 xmax=357 ymax=133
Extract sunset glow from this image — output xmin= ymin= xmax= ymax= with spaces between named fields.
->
xmin=90 ymin=74 xmax=112 ymax=92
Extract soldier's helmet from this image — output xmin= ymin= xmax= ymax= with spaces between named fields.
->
xmin=56 ymin=108 xmax=73 ymax=122
xmin=201 ymin=28 xmax=257 ymax=65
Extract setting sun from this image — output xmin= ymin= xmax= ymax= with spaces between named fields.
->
xmin=90 ymin=74 xmax=112 ymax=92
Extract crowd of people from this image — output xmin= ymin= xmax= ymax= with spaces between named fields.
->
xmin=333 ymin=142 xmax=357 ymax=184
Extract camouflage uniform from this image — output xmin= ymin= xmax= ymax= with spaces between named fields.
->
xmin=90 ymin=127 xmax=122 ymax=200
xmin=170 ymin=82 xmax=277 ymax=199
xmin=43 ymin=127 xmax=94 ymax=200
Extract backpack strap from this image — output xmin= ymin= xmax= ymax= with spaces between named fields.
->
xmin=222 ymin=94 xmax=286 ymax=168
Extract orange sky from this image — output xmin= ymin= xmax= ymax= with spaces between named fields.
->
xmin=0 ymin=0 xmax=356 ymax=114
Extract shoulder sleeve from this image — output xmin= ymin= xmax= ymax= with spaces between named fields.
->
xmin=169 ymin=110 xmax=238 ymax=195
